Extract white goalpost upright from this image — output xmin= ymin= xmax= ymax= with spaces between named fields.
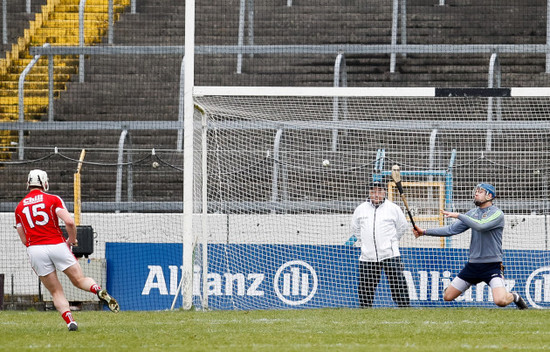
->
xmin=181 ymin=0 xmax=196 ymax=310
xmin=182 ymin=85 xmax=550 ymax=310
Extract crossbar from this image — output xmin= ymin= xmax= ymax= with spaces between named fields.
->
xmin=193 ymin=86 xmax=550 ymax=97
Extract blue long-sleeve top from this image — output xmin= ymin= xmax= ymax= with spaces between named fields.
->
xmin=425 ymin=205 xmax=505 ymax=263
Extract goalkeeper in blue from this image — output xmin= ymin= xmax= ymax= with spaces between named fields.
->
xmin=413 ymin=183 xmax=528 ymax=309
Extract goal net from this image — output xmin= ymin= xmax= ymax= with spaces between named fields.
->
xmin=188 ymin=87 xmax=550 ymax=310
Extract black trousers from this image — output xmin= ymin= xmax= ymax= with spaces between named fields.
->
xmin=358 ymin=257 xmax=410 ymax=308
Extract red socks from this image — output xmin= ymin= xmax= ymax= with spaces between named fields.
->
xmin=61 ymin=284 xmax=101 ymax=327
xmin=90 ymin=284 xmax=101 ymax=294
xmin=62 ymin=311 xmax=75 ymax=324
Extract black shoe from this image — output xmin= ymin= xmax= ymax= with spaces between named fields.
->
xmin=97 ymin=289 xmax=120 ymax=313
xmin=67 ymin=322 xmax=78 ymax=331
xmin=512 ymin=292 xmax=528 ymax=310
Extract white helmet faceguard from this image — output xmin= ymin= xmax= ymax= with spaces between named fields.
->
xmin=27 ymin=169 xmax=49 ymax=191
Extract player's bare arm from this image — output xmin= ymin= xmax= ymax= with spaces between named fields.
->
xmin=16 ymin=226 xmax=26 ymax=245
xmin=57 ymin=208 xmax=78 ymax=246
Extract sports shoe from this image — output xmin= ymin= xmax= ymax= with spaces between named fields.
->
xmin=97 ymin=289 xmax=120 ymax=313
xmin=67 ymin=322 xmax=78 ymax=331
xmin=512 ymin=292 xmax=528 ymax=310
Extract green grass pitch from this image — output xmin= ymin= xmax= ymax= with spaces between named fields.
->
xmin=1 ymin=308 xmax=548 ymax=351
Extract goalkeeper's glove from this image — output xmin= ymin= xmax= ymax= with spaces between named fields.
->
xmin=345 ymin=234 xmax=358 ymax=246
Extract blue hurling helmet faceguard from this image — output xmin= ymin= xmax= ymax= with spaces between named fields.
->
xmin=474 ymin=183 xmax=496 ymax=199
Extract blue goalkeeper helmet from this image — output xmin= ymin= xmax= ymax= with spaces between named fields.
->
xmin=475 ymin=183 xmax=496 ymax=198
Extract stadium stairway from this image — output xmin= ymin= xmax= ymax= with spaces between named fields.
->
xmin=0 ymin=0 xmax=130 ymax=159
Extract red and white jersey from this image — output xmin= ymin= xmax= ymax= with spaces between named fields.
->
xmin=15 ymin=189 xmax=68 ymax=247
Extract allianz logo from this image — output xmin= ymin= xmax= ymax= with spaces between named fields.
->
xmin=403 ymin=270 xmax=516 ymax=302
xmin=141 ymin=260 xmax=319 ymax=305
xmin=525 ymin=266 xmax=550 ymax=309
xmin=141 ymin=263 xmax=550 ymax=308
xmin=405 ymin=267 xmax=550 ymax=307
xmin=273 ymin=260 xmax=318 ymax=305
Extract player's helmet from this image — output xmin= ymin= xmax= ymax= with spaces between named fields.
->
xmin=27 ymin=169 xmax=49 ymax=191
xmin=474 ymin=183 xmax=496 ymax=199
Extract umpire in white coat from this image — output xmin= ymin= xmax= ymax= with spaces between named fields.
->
xmin=350 ymin=179 xmax=410 ymax=307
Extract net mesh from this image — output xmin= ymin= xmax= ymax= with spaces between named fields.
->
xmin=192 ymin=92 xmax=550 ymax=309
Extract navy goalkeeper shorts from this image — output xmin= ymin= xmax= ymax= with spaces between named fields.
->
xmin=457 ymin=262 xmax=504 ymax=285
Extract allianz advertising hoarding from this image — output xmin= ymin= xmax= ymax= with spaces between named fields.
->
xmin=105 ymin=243 xmax=550 ymax=310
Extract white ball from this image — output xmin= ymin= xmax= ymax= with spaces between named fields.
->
xmin=152 ymin=162 xmax=160 ymax=169
xmin=322 ymin=159 xmax=330 ymax=167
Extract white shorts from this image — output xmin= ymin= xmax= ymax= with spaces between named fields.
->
xmin=450 ymin=276 xmax=506 ymax=293
xmin=27 ymin=243 xmax=77 ymax=277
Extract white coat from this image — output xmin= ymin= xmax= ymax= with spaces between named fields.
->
xmin=351 ymin=198 xmax=408 ymax=262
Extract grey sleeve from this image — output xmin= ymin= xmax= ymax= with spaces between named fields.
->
xmin=425 ymin=219 xmax=470 ymax=237
xmin=457 ymin=211 xmax=504 ymax=232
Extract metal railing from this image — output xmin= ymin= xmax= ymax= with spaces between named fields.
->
xmin=115 ymin=130 xmax=133 ymax=208
xmin=1 ymin=0 xmax=6 ymax=44
xmin=9 ymin=39 xmax=550 ymax=183
xmin=8 ymin=117 xmax=541 ymax=213
xmin=78 ymin=0 xmax=120 ymax=80
xmin=108 ymin=0 xmax=114 ymax=44
xmin=17 ymin=43 xmax=50 ymax=160
xmin=26 ymin=43 xmax=550 ymax=133
xmin=486 ymin=53 xmax=502 ymax=151
xmin=24 ymin=44 xmax=533 ymax=157
xmin=237 ymin=0 xmax=254 ymax=74
xmin=78 ymin=0 xmax=86 ymax=83
xmin=177 ymin=55 xmax=185 ymax=151
xmin=18 ymin=44 xmax=550 ymax=160
xmin=0 ymin=198 xmax=546 ymax=214
xmin=31 ymin=43 xmax=550 ymax=57
xmin=332 ymin=53 xmax=348 ymax=152
xmin=2 ymin=0 xmax=33 ymax=45
xmin=390 ymin=0 xmax=407 ymax=73
xmin=547 ymin=1 xmax=550 ymax=73
xmin=1 ymin=0 xmax=135 ymax=47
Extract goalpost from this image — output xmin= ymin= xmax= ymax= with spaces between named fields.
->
xmin=183 ymin=86 xmax=550 ymax=310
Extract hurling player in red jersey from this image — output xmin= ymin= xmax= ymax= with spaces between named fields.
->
xmin=15 ymin=170 xmax=120 ymax=331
